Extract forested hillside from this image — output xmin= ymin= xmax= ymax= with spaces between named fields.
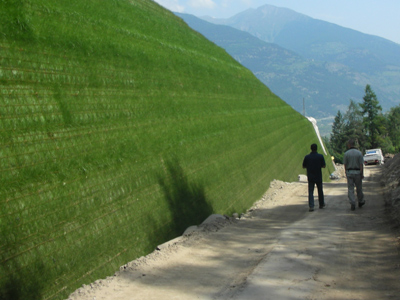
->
xmin=177 ymin=12 xmax=361 ymax=134
xmin=198 ymin=5 xmax=400 ymax=134
xmin=0 ymin=0 xmax=333 ymax=299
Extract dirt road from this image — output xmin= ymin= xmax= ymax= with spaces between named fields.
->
xmin=68 ymin=165 xmax=400 ymax=300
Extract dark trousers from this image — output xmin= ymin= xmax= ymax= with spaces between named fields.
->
xmin=346 ymin=173 xmax=364 ymax=205
xmin=308 ymin=181 xmax=324 ymax=208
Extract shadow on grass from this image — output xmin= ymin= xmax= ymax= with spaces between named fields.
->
xmin=158 ymin=158 xmax=214 ymax=236
xmin=0 ymin=216 xmax=50 ymax=300
xmin=0 ymin=261 xmax=47 ymax=300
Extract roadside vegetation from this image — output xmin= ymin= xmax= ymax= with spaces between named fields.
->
xmin=0 ymin=0 xmax=334 ymax=299
xmin=324 ymin=84 xmax=400 ymax=163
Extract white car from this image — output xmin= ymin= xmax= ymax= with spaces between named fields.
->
xmin=363 ymin=149 xmax=384 ymax=165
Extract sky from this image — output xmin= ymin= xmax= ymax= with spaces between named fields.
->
xmin=154 ymin=0 xmax=400 ymax=44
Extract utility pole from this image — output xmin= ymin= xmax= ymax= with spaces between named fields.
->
xmin=303 ymin=98 xmax=305 ymax=116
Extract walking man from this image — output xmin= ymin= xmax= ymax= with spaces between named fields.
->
xmin=343 ymin=139 xmax=365 ymax=211
xmin=303 ymin=143 xmax=326 ymax=211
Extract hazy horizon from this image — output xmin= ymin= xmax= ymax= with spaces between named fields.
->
xmin=155 ymin=0 xmax=400 ymax=45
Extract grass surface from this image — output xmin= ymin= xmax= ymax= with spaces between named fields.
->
xmin=0 ymin=0 xmax=334 ymax=299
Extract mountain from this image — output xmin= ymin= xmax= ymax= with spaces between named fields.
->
xmin=204 ymin=5 xmax=400 ymax=69
xmin=176 ymin=13 xmax=360 ymax=126
xmin=191 ymin=5 xmax=400 ymax=133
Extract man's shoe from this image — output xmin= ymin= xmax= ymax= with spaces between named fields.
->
xmin=351 ymin=204 xmax=356 ymax=211
xmin=309 ymin=207 xmax=314 ymax=212
xmin=319 ymin=204 xmax=326 ymax=209
xmin=359 ymin=201 xmax=365 ymax=208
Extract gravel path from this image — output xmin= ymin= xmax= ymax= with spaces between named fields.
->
xmin=68 ymin=165 xmax=400 ymax=300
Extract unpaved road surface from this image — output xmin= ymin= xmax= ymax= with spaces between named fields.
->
xmin=68 ymin=165 xmax=400 ymax=300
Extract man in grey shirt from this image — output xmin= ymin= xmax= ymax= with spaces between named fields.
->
xmin=343 ymin=139 xmax=365 ymax=211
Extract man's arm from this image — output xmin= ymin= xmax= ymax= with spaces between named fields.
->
xmin=359 ymin=155 xmax=364 ymax=179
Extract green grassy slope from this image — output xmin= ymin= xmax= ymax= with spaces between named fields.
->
xmin=0 ymin=0 xmax=334 ymax=299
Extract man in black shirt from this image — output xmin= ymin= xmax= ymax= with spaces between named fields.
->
xmin=303 ymin=144 xmax=326 ymax=211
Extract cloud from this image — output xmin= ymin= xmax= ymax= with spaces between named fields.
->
xmin=189 ymin=0 xmax=216 ymax=9
xmin=220 ymin=0 xmax=229 ymax=8
xmin=240 ymin=0 xmax=254 ymax=5
xmin=154 ymin=0 xmax=185 ymax=12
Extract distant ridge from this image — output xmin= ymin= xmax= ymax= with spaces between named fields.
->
xmin=179 ymin=5 xmax=400 ymax=133
xmin=202 ymin=5 xmax=309 ymax=44
xmin=202 ymin=4 xmax=400 ymax=68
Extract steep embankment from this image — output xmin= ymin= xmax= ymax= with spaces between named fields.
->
xmin=0 ymin=0 xmax=334 ymax=299
xmin=382 ymin=153 xmax=400 ymax=223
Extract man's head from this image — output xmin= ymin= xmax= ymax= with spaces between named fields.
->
xmin=311 ymin=144 xmax=318 ymax=152
xmin=347 ymin=139 xmax=356 ymax=149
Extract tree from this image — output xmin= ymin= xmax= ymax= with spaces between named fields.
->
xmin=359 ymin=85 xmax=382 ymax=148
xmin=344 ymin=100 xmax=366 ymax=152
xmin=330 ymin=110 xmax=347 ymax=163
xmin=328 ymin=86 xmax=399 ymax=158
xmin=387 ymin=105 xmax=400 ymax=152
